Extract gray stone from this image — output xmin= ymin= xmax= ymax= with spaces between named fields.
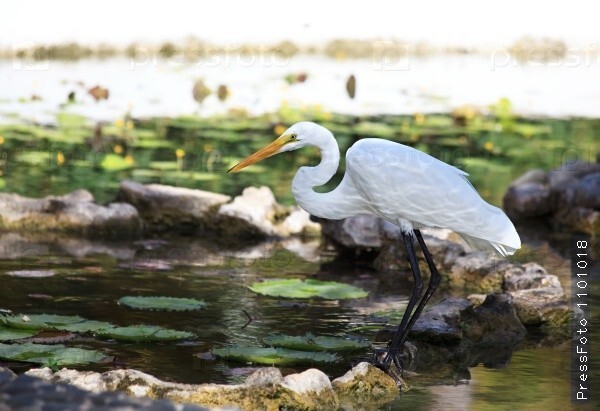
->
xmin=317 ymin=215 xmax=382 ymax=248
xmin=446 ymin=252 xmax=507 ymax=293
xmin=547 ymin=160 xmax=600 ymax=189
xmin=503 ymin=262 xmax=561 ymax=291
xmin=216 ymin=186 xmax=319 ymax=240
xmin=411 ymin=298 xmax=471 ymax=342
xmin=509 ymin=169 xmax=547 ymax=187
xmin=117 ymin=180 xmax=230 ymax=233
xmin=0 ymin=190 xmax=141 ymax=238
xmin=23 ymin=363 xmax=405 ymax=410
xmin=510 ymin=287 xmax=571 ymax=332
xmin=2 ymin=369 xmax=208 ymax=411
xmin=503 ymin=183 xmax=551 ymax=218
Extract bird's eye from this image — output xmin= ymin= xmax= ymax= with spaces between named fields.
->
xmin=290 ymin=134 xmax=297 ymax=140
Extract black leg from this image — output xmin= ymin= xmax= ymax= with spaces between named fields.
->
xmin=379 ymin=229 xmax=442 ymax=375
xmin=393 ymin=229 xmax=442 ymax=349
xmin=382 ymin=231 xmax=424 ymax=367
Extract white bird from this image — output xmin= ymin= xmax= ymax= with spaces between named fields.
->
xmin=228 ymin=121 xmax=520 ymax=377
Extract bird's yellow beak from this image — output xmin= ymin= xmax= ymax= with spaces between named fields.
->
xmin=227 ymin=136 xmax=287 ymax=173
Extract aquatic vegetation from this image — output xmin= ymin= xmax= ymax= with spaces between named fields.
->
xmin=248 ymin=278 xmax=369 ymax=300
xmin=95 ymin=325 xmax=195 ymax=342
xmin=0 ymin=343 xmax=105 ymax=366
xmin=0 ymin=327 xmax=38 ymax=342
xmin=262 ymin=333 xmax=370 ymax=352
xmin=212 ymin=346 xmax=339 ymax=365
xmin=0 ymin=314 xmax=86 ymax=330
xmin=118 ymin=296 xmax=207 ymax=311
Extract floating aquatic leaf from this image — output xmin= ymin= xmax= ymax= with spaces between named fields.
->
xmin=118 ymin=296 xmax=207 ymax=311
xmin=212 ymin=346 xmax=339 ymax=365
xmin=262 ymin=333 xmax=370 ymax=352
xmin=0 ymin=327 xmax=37 ymax=342
xmin=53 ymin=320 xmax=115 ymax=333
xmin=0 ymin=343 xmax=105 ymax=366
xmin=248 ymin=279 xmax=368 ymax=300
xmin=95 ymin=325 xmax=194 ymax=342
xmin=1 ymin=314 xmax=85 ymax=330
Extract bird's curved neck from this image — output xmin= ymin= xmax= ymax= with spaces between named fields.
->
xmin=291 ymin=132 xmax=341 ymax=218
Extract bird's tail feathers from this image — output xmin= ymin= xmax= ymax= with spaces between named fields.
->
xmin=460 ymin=233 xmax=518 ymax=257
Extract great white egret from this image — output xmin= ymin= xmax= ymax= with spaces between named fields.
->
xmin=228 ymin=121 xmax=520 ymax=377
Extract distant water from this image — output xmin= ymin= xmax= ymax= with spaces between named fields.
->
xmin=1 ymin=54 xmax=599 ymax=124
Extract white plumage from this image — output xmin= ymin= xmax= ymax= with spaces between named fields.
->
xmin=231 ymin=121 xmax=521 ymax=256
xmin=286 ymin=122 xmax=520 ymax=256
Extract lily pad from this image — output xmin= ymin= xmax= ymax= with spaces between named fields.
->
xmin=212 ymin=346 xmax=339 ymax=365
xmin=118 ymin=296 xmax=207 ymax=312
xmin=262 ymin=333 xmax=370 ymax=352
xmin=1 ymin=314 xmax=85 ymax=330
xmin=56 ymin=320 xmax=115 ymax=333
xmin=0 ymin=327 xmax=38 ymax=342
xmin=248 ymin=279 xmax=368 ymax=300
xmin=0 ymin=343 xmax=105 ymax=366
xmin=95 ymin=325 xmax=194 ymax=342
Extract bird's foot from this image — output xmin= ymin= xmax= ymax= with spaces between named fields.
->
xmin=369 ymin=348 xmax=405 ymax=388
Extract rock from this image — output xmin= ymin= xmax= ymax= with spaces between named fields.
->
xmin=317 ymin=215 xmax=381 ymax=249
xmin=503 ymin=262 xmax=561 ymax=291
xmin=27 ymin=366 xmax=341 ymax=410
xmin=555 ymin=207 xmax=600 ymax=235
xmin=461 ymin=293 xmax=527 ymax=347
xmin=280 ymin=209 xmax=321 ymax=237
xmin=509 ymin=169 xmax=547 ymax=187
xmin=216 ymin=186 xmax=319 ymax=241
xmin=510 ymin=287 xmax=572 ymax=333
xmin=547 ymin=160 xmax=600 ymax=189
xmin=504 ymin=161 xmax=600 ymax=234
xmin=411 ymin=298 xmax=471 ymax=342
xmin=0 ymin=190 xmax=141 ymax=238
xmin=446 ymin=252 xmax=507 ymax=293
xmin=503 ymin=183 xmax=551 ymax=218
xmin=24 ymin=364 xmax=404 ymax=410
xmin=332 ymin=362 xmax=400 ymax=404
xmin=4 ymin=368 xmax=206 ymax=411
xmin=117 ymin=180 xmax=230 ymax=233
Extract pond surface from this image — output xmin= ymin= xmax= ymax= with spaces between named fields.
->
xmin=0 ymin=233 xmax=598 ymax=410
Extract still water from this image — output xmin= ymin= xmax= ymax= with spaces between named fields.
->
xmin=1 ymin=233 xmax=598 ymax=410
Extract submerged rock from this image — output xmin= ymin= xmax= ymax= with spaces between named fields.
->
xmin=0 ymin=190 xmax=141 ymax=238
xmin=26 ymin=363 xmax=399 ymax=410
